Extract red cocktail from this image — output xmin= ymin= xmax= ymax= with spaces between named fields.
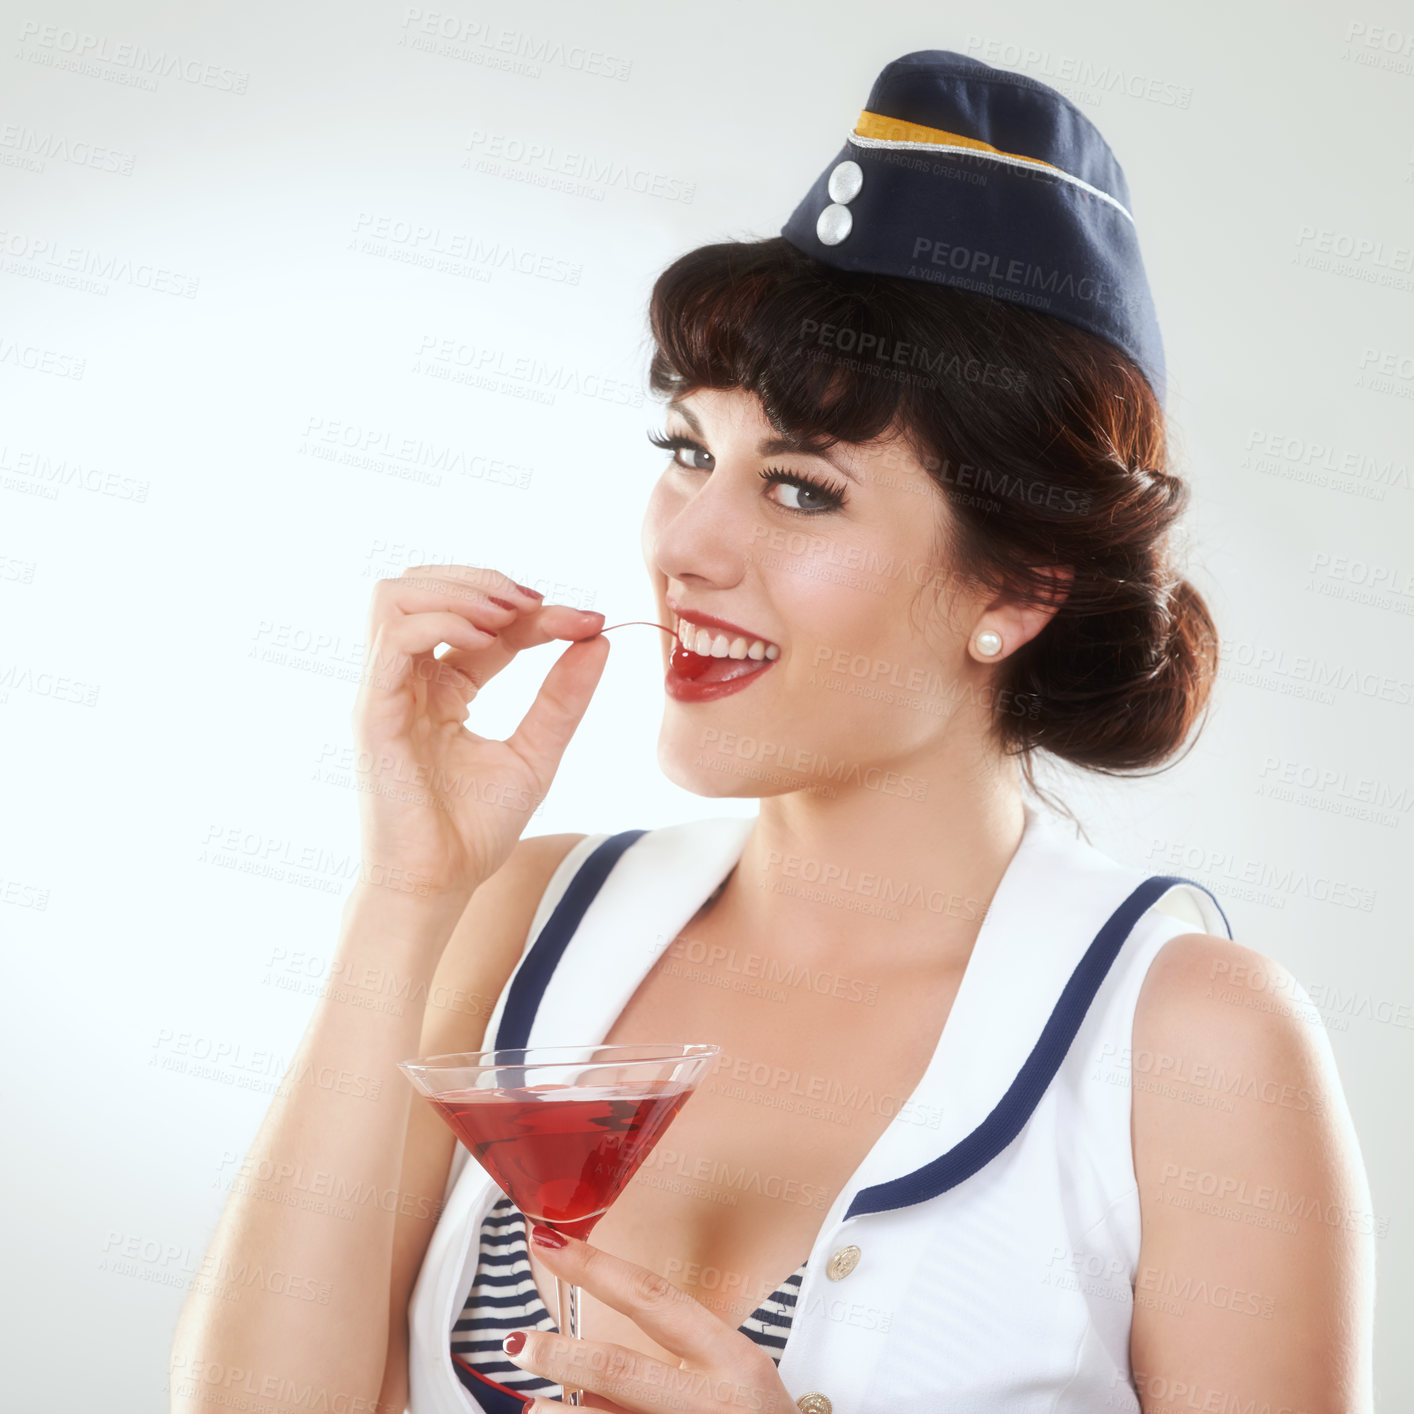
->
xmin=397 ymin=1043 xmax=719 ymax=1406
xmin=427 ymin=1080 xmax=694 ymax=1239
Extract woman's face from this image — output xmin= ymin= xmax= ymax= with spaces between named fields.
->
xmin=641 ymin=386 xmax=992 ymax=799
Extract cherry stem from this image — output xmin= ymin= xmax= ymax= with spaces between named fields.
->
xmin=597 ymin=620 xmax=675 ymax=634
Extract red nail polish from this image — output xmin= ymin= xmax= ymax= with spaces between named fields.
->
xmin=530 ymin=1223 xmax=567 ymax=1249
xmin=503 ymin=1330 xmax=527 ymax=1356
xmin=516 ymin=583 xmax=545 ymax=598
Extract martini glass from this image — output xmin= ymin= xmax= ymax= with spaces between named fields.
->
xmin=397 ymin=1041 xmax=720 ymax=1406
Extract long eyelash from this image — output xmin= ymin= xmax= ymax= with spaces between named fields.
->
xmin=758 ymin=466 xmax=848 ymax=513
xmin=648 ymin=429 xmax=847 ymax=514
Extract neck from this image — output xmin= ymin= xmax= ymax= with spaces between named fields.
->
xmin=722 ymin=757 xmax=1028 ymax=971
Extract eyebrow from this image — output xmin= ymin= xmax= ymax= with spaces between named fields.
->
xmin=667 ymin=398 xmax=862 ymax=485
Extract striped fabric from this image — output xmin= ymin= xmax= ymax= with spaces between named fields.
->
xmin=451 ymin=1193 xmax=806 ymax=1404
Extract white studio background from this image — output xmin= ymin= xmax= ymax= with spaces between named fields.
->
xmin=2 ymin=0 xmax=1410 ymax=1408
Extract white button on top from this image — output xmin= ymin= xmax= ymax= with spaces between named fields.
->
xmin=815 ymin=203 xmax=852 ymax=246
xmin=827 ymin=159 xmax=863 ymax=204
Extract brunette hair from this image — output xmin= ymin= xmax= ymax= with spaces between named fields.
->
xmin=644 ymin=237 xmax=1219 ymax=803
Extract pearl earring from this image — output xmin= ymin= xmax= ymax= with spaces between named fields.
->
xmin=974 ymin=629 xmax=1003 ymax=658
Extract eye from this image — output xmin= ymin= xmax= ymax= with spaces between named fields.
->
xmin=647 ymin=429 xmax=713 ymax=471
xmin=644 ymin=429 xmax=848 ymax=516
xmin=758 ymin=466 xmax=848 ymax=515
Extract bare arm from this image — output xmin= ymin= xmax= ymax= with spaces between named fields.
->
xmin=169 ymin=564 xmax=609 ymax=1414
xmin=169 ymin=881 xmax=471 ymax=1414
xmin=169 ymin=835 xmax=586 ymax=1414
xmin=1130 ymin=933 xmax=1376 ymax=1414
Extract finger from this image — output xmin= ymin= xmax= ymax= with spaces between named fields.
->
xmin=503 ymin=635 xmax=612 ymax=792
xmin=363 ymin=600 xmax=606 ymax=702
xmin=377 ymin=586 xmax=600 ymax=661
xmin=433 ymin=604 xmax=605 ymax=689
xmin=367 ymin=574 xmax=525 ymax=645
xmin=370 ymin=563 xmax=600 ymax=645
xmin=358 ymin=611 xmax=499 ymax=702
xmin=398 ymin=563 xmax=543 ymax=607
xmin=493 ymin=603 xmax=608 ymax=651
xmin=506 ymin=1331 xmax=687 ymax=1413
xmin=524 ymin=1397 xmax=633 ymax=1414
xmin=391 ymin=566 xmax=554 ymax=622
xmin=523 ymin=1229 xmax=739 ymax=1371
xmin=365 ymin=566 xmax=544 ymax=651
xmin=380 ymin=581 xmax=527 ymax=624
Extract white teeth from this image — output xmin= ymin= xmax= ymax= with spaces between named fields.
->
xmin=675 ymin=617 xmax=777 ymax=663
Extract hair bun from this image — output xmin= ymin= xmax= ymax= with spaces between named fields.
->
xmin=1017 ymin=573 xmax=1219 ymax=775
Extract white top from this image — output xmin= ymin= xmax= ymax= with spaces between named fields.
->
xmin=405 ymin=800 xmax=1231 ymax=1414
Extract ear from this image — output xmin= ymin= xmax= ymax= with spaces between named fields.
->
xmin=969 ymin=565 xmax=1073 ymax=662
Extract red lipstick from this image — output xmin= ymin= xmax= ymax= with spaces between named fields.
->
xmin=662 ymin=601 xmax=779 ymax=703
xmin=665 ymin=639 xmax=777 ymax=701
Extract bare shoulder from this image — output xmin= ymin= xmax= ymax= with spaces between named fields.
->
xmin=481 ymin=832 xmax=594 ymax=918
xmin=1129 ymin=931 xmax=1376 ymax=1411
xmin=1132 ymin=931 xmax=1348 ymax=1128
xmin=476 ymin=831 xmax=594 ymax=907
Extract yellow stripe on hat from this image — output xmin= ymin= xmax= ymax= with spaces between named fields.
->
xmin=849 ymin=107 xmax=1132 ymax=222
xmin=853 ymin=109 xmax=1060 ymax=173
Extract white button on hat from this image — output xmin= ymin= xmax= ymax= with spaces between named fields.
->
xmin=815 ymin=203 xmax=852 ymax=245
xmin=827 ymin=159 xmax=863 ymax=203
xmin=817 ymin=158 xmax=863 ymax=244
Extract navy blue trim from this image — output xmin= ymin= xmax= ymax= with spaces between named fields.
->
xmin=493 ymin=829 xmax=649 ymax=1051
xmin=1197 ymin=881 xmax=1233 ymax=939
xmin=450 ymin=1349 xmax=533 ymax=1411
xmin=844 ymin=874 xmax=1227 ymax=1219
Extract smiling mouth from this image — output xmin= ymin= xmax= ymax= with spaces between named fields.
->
xmin=666 ymin=614 xmax=780 ymax=689
xmin=672 ymin=615 xmax=780 ymax=663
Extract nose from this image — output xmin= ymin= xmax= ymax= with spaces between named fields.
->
xmin=647 ymin=466 xmax=754 ymax=592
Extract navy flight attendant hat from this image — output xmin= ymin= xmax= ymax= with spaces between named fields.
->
xmin=780 ymin=49 xmax=1167 ymax=404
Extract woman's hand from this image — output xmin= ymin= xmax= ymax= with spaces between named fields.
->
xmin=508 ymin=1225 xmax=797 ymax=1414
xmin=349 ymin=564 xmax=609 ymax=900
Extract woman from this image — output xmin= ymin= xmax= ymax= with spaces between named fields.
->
xmin=172 ymin=50 xmax=1374 ymax=1414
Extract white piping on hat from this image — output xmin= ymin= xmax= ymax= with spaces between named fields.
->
xmin=846 ymin=132 xmax=1135 ymax=224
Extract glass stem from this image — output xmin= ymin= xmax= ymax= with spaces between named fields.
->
xmin=555 ymin=1274 xmax=582 ymax=1406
